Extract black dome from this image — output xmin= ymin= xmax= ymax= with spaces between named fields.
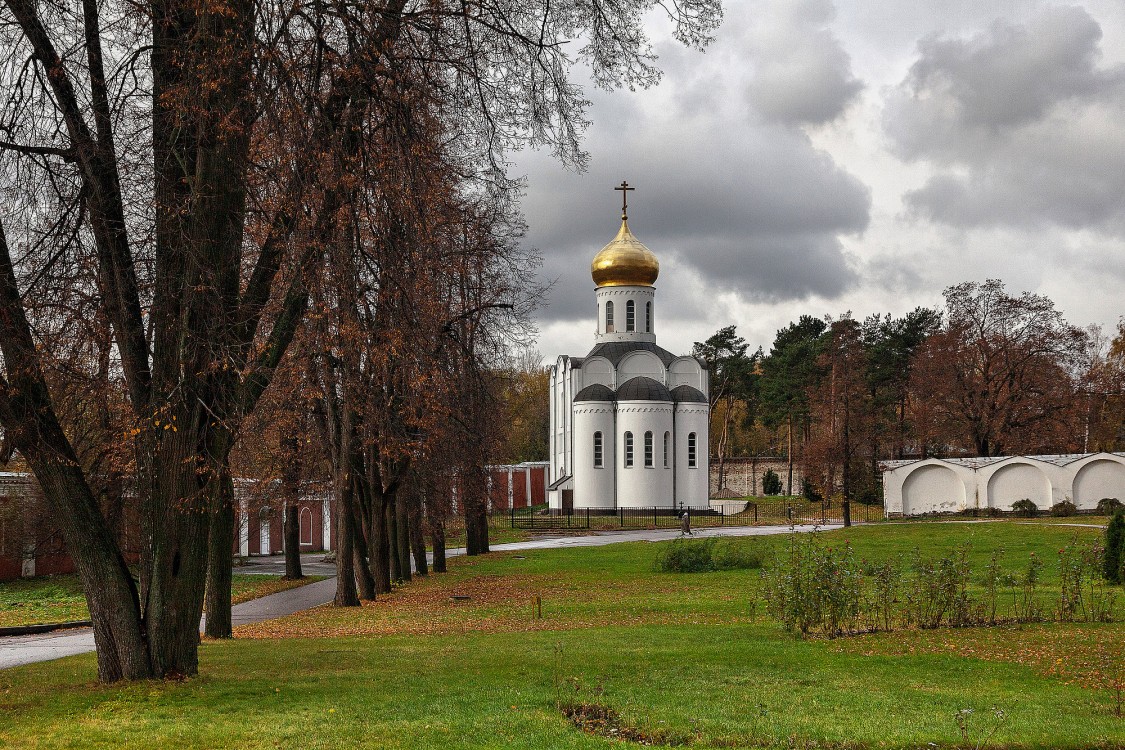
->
xmin=615 ymin=376 xmax=672 ymax=402
xmin=671 ymin=385 xmax=707 ymax=404
xmin=574 ymin=383 xmax=616 ymax=402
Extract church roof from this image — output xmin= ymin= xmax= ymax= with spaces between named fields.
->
xmin=574 ymin=383 xmax=616 ymax=402
xmin=616 ymin=376 xmax=673 ymax=402
xmin=584 ymin=341 xmax=678 ymax=367
xmin=670 ymin=385 xmax=708 ymax=403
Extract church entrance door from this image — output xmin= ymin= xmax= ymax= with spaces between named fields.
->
xmin=562 ymin=490 xmax=574 ymax=512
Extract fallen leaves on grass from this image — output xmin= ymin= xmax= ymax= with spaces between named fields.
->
xmin=831 ymin=622 xmax=1125 ymax=709
xmin=235 ymin=563 xmax=750 ymax=639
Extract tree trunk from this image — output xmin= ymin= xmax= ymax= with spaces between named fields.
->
xmin=409 ymin=491 xmax=427 ymax=576
xmin=430 ymin=522 xmax=447 ymax=573
xmin=426 ymin=487 xmax=447 ymax=573
xmin=786 ymin=414 xmax=794 ymax=496
xmin=333 ymin=414 xmax=359 ymax=606
xmin=352 ymin=524 xmax=376 ymax=600
xmin=464 ymin=466 xmax=489 ymax=556
xmin=204 ymin=471 xmax=235 ymax=638
xmin=282 ymin=435 xmax=303 ymax=580
xmin=394 ymin=486 xmax=412 ymax=581
xmin=387 ymin=497 xmax=401 ymax=582
xmin=334 ymin=481 xmax=359 ymax=606
xmin=283 ymin=504 xmax=302 ymax=580
xmin=367 ymin=485 xmax=392 ymax=593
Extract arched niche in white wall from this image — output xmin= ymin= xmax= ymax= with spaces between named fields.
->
xmin=1072 ymin=458 xmax=1125 ymax=509
xmin=668 ymin=357 xmax=703 ymax=390
xmin=617 ymin=351 xmax=665 ymax=384
xmin=987 ymin=462 xmax=1051 ymax=510
xmin=582 ymin=357 xmax=614 ymax=388
xmin=902 ymin=464 xmax=965 ymax=515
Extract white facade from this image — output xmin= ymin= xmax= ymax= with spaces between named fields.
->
xmin=882 ymin=452 xmax=1125 ymax=516
xmin=547 ymin=213 xmax=709 ymax=510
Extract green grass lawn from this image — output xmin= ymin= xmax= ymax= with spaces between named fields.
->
xmin=0 ymin=574 xmax=326 ymax=628
xmin=2 ymin=522 xmax=1124 ymax=749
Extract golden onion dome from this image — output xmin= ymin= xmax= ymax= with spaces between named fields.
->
xmin=590 ymin=218 xmax=660 ymax=287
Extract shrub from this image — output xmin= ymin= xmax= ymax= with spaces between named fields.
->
xmin=1098 ymin=498 xmax=1124 ymax=515
xmin=762 ymin=470 xmax=782 ymax=496
xmin=654 ymin=539 xmax=714 ymax=573
xmin=1105 ymin=512 xmax=1125 ymax=584
xmin=1011 ymin=499 xmax=1038 ymax=518
xmin=802 ymin=477 xmax=822 ymax=502
xmin=760 ymin=532 xmax=862 ymax=636
xmin=710 ymin=539 xmax=765 ymax=571
xmin=1051 ymin=501 xmax=1078 ymax=517
xmin=904 ymin=544 xmax=974 ymax=628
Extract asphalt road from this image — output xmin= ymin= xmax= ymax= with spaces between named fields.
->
xmin=0 ymin=522 xmax=838 ymax=671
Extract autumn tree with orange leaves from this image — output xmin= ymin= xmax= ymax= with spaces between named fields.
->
xmin=0 ymin=0 xmax=722 ymax=680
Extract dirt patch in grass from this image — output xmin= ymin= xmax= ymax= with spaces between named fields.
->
xmin=561 ymin=702 xmax=692 ymax=746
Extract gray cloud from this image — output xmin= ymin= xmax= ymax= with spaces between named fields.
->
xmin=519 ymin=0 xmax=871 ymax=330
xmin=883 ymin=5 xmax=1125 ymax=235
xmin=745 ymin=0 xmax=864 ymax=126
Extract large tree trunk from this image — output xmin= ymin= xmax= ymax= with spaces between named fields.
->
xmin=786 ymin=414 xmax=794 ymax=496
xmin=204 ymin=471 xmax=235 ymax=638
xmin=430 ymin=523 xmax=447 ymax=573
xmin=394 ymin=486 xmax=412 ymax=581
xmin=352 ymin=524 xmax=376 ymax=600
xmin=464 ymin=466 xmax=489 ymax=556
xmin=409 ymin=490 xmax=428 ymax=577
xmin=386 ymin=498 xmax=402 ymax=582
xmin=333 ymin=408 xmax=360 ymax=606
xmin=282 ymin=435 xmax=303 ymax=580
xmin=283 ymin=504 xmax=302 ymax=579
xmin=425 ymin=484 xmax=447 ymax=573
xmin=367 ymin=487 xmax=392 ymax=593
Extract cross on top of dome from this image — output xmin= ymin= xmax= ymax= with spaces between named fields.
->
xmin=615 ymin=181 xmax=635 ymax=220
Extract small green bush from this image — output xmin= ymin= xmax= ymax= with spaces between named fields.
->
xmin=1105 ymin=512 xmax=1125 ymax=584
xmin=654 ymin=539 xmax=714 ymax=573
xmin=1012 ymin=499 xmax=1039 ymax=518
xmin=1097 ymin=498 xmax=1123 ymax=515
xmin=802 ymin=477 xmax=822 ymax=502
xmin=762 ymin=470 xmax=782 ymax=496
xmin=710 ymin=539 xmax=764 ymax=570
xmin=655 ymin=538 xmax=765 ymax=573
xmin=1050 ymin=501 xmax=1078 ymax=517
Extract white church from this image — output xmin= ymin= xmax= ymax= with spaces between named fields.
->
xmin=547 ymin=183 xmax=710 ymax=511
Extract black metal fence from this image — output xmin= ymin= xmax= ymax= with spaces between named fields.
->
xmin=510 ymin=505 xmax=725 ymax=531
xmin=510 ymin=500 xmax=883 ymax=531
xmin=738 ymin=500 xmax=884 ymax=526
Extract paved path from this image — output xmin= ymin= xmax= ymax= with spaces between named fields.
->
xmin=0 ymin=522 xmax=836 ymax=670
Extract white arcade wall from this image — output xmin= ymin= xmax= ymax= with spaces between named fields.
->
xmin=883 ymin=453 xmax=1125 ymax=516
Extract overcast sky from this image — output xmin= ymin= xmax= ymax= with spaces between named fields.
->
xmin=514 ymin=0 xmax=1125 ymax=362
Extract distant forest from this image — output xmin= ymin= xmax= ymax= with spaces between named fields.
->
xmin=498 ymin=279 xmax=1125 ymax=506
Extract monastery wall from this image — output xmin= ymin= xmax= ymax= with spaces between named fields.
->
xmin=710 ymin=457 xmax=805 ymax=497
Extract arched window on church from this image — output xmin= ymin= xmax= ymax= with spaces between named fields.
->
xmin=687 ymin=433 xmax=697 ymax=468
xmin=605 ymin=301 xmax=614 ymax=332
xmin=593 ymin=431 xmax=603 ymax=468
xmin=644 ymin=431 xmax=653 ymax=467
xmin=646 ymin=301 xmax=652 ymax=333
xmin=624 ymin=431 xmax=634 ymax=467
xmin=663 ymin=432 xmax=670 ymax=468
xmin=626 ymin=300 xmax=635 ymax=331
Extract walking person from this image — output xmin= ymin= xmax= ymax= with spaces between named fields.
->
xmin=680 ymin=510 xmax=693 ymax=536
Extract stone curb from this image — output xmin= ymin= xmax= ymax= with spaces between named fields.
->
xmin=0 ymin=620 xmax=93 ymax=637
